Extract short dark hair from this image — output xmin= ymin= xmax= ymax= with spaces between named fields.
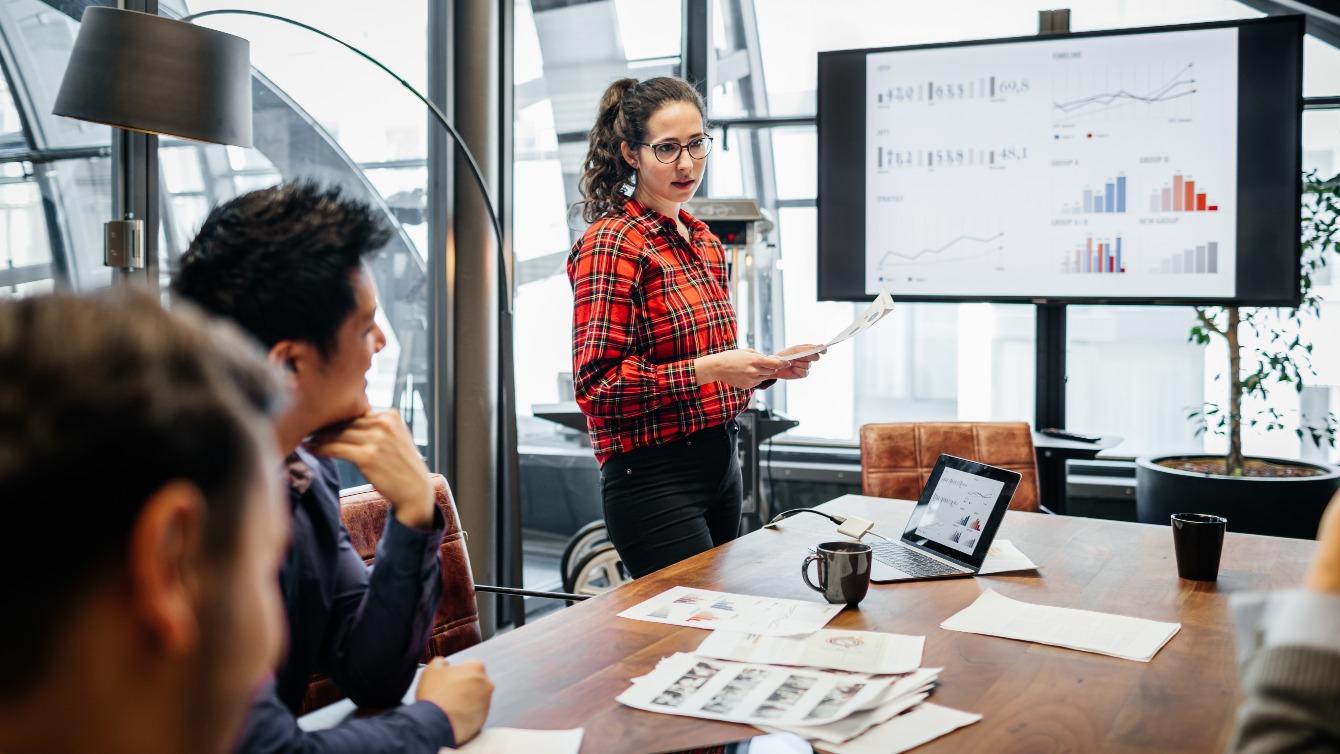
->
xmin=172 ymin=181 xmax=392 ymax=356
xmin=0 ymin=291 xmax=285 ymax=700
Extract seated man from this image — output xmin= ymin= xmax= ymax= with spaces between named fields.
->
xmin=1230 ymin=496 xmax=1340 ymax=753
xmin=0 ymin=292 xmax=289 ymax=754
xmin=173 ymin=182 xmax=492 ymax=753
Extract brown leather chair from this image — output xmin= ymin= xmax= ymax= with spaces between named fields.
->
xmin=300 ymin=473 xmax=482 ymax=712
xmin=859 ymin=422 xmax=1041 ymax=513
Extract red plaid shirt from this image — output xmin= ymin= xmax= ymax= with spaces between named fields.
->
xmin=568 ymin=198 xmax=750 ymax=464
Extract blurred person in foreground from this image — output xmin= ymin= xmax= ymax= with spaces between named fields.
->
xmin=0 ymin=291 xmax=289 ymax=754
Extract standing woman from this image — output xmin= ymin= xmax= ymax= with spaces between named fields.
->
xmin=568 ymin=76 xmax=822 ymax=579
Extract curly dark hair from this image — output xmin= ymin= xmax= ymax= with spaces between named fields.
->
xmin=579 ymin=76 xmax=706 ymax=223
xmin=172 ymin=181 xmax=392 ymax=357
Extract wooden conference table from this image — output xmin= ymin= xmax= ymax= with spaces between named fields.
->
xmin=326 ymin=495 xmax=1318 ymax=753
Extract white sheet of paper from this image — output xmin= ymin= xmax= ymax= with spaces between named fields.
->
xmin=814 ymin=703 xmax=982 ymax=754
xmin=693 ymin=629 xmax=924 ymax=675
xmin=617 ymin=586 xmax=842 ymax=636
xmin=976 ymin=540 xmax=1038 ymax=575
xmin=940 ymin=589 xmax=1181 ymax=662
xmin=617 ymin=653 xmax=892 ymax=728
xmin=775 ymin=290 xmax=894 ymax=359
xmin=448 ymin=728 xmax=583 ymax=754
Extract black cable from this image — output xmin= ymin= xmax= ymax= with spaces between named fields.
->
xmin=765 ymin=507 xmax=845 ymax=528
xmin=179 ymin=8 xmax=511 ymax=312
xmin=474 ymin=584 xmax=589 ymax=602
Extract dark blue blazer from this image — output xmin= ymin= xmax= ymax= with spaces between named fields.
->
xmin=234 ymin=449 xmax=453 ymax=753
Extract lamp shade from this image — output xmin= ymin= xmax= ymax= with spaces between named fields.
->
xmin=53 ymin=7 xmax=252 ymax=147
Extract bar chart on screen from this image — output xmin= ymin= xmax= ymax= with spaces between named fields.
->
xmin=1061 ymin=174 xmax=1128 ymax=214
xmin=1062 ymin=235 xmax=1126 ymax=274
xmin=1155 ymin=242 xmax=1220 ymax=274
xmin=1148 ymin=171 xmax=1220 ymax=212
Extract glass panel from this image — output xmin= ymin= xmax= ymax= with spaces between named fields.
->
xmin=1065 ymin=306 xmax=1203 ymax=457
xmin=514 ymin=0 xmax=687 ymax=607
xmin=0 ymin=68 xmax=25 ymax=147
xmin=1303 ymin=110 xmax=1340 ymax=464
xmin=36 ymin=156 xmax=113 ymax=292
xmin=771 ymin=126 xmax=815 ymax=201
xmin=0 ymin=0 xmax=111 ymax=148
xmin=614 ymin=0 xmax=682 ymax=61
xmin=0 ymin=169 xmax=54 ymax=298
xmin=1304 ymin=35 xmax=1340 ymax=98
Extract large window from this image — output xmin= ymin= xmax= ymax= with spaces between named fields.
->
xmin=512 ymin=0 xmax=684 ymax=596
xmin=0 ymin=0 xmax=437 ymax=460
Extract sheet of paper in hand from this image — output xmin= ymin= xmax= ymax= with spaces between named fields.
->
xmin=774 ymin=290 xmax=894 ymax=360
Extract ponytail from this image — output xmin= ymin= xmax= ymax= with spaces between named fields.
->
xmin=579 ymin=76 xmax=706 ymax=223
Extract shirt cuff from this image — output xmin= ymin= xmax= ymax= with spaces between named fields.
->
xmin=398 ymin=699 xmax=457 ymax=749
xmin=376 ymin=503 xmax=446 ymax=578
xmin=656 ymin=357 xmax=700 ymax=402
xmin=1263 ymin=589 xmax=1340 ymax=654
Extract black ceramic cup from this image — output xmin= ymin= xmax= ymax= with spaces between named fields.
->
xmin=802 ymin=541 xmax=872 ymax=607
xmin=1171 ymin=513 xmax=1228 ymax=581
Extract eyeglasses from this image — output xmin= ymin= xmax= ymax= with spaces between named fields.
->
xmin=637 ymin=136 xmax=714 ymax=164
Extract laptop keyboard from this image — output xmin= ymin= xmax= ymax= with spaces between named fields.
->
xmin=872 ymin=543 xmax=965 ymax=578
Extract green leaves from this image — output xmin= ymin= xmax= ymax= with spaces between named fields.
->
xmin=1184 ymin=169 xmax=1340 ymax=463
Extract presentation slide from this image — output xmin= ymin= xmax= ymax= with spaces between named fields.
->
xmin=914 ymin=467 xmax=1005 ymax=555
xmin=863 ymin=27 xmax=1239 ymax=299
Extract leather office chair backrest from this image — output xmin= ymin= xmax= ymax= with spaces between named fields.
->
xmin=859 ymin=422 xmax=1041 ymax=513
xmin=300 ymin=473 xmax=482 ymax=712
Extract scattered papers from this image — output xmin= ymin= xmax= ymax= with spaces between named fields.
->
xmin=770 ymin=668 xmax=942 ymax=745
xmin=977 ymin=540 xmax=1038 ymax=575
xmin=694 ymin=629 xmax=924 ymax=675
xmin=940 ymin=589 xmax=1180 ymax=662
xmin=617 ymin=586 xmax=842 ymax=636
xmin=813 ymin=703 xmax=982 ymax=754
xmin=774 ymin=290 xmax=894 ymax=360
xmin=618 ymin=653 xmax=892 ymax=728
xmin=450 ymin=728 xmax=583 ymax=754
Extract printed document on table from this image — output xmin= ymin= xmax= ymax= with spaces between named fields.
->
xmin=694 ymin=629 xmax=924 ymax=674
xmin=940 ymin=589 xmax=1180 ymax=661
xmin=761 ymin=668 xmax=941 ymax=745
xmin=814 ymin=703 xmax=983 ymax=754
xmin=618 ymin=653 xmax=891 ymax=728
xmin=976 ymin=540 xmax=1038 ymax=575
xmin=774 ymin=290 xmax=894 ymax=359
xmin=449 ymin=728 xmax=583 ymax=754
xmin=617 ymin=586 xmax=842 ymax=636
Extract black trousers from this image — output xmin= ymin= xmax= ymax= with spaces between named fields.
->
xmin=600 ymin=421 xmax=743 ymax=579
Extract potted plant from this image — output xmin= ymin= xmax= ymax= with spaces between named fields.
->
xmin=1136 ymin=170 xmax=1340 ymax=539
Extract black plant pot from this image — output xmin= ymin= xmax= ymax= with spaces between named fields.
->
xmin=1136 ymin=455 xmax=1340 ymax=539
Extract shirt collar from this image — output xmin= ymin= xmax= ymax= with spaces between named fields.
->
xmin=623 ymin=197 xmax=709 ymax=240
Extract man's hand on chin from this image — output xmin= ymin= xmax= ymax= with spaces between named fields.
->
xmin=307 ymin=410 xmax=436 ymax=530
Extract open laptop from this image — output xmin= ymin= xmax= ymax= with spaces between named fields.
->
xmin=869 ymin=454 xmax=1021 ymax=583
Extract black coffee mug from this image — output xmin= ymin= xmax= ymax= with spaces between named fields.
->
xmin=802 ymin=541 xmax=872 ymax=607
xmin=1171 ymin=513 xmax=1227 ymax=581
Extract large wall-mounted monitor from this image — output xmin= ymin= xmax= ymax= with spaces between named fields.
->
xmin=816 ymin=16 xmax=1303 ymax=305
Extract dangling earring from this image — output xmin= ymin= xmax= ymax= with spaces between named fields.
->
xmin=620 ymin=170 xmax=637 ymax=197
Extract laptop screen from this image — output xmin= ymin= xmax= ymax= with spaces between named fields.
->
xmin=900 ymin=454 xmax=1021 ymax=568
xmin=912 ymin=467 xmax=1006 ymax=555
